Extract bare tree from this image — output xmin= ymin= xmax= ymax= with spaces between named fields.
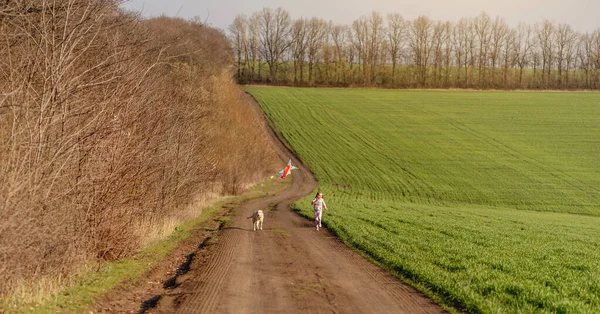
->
xmin=248 ymin=13 xmax=261 ymax=82
xmin=291 ymin=18 xmax=309 ymax=84
xmin=345 ymin=26 xmax=358 ymax=82
xmin=584 ymin=30 xmax=600 ymax=89
xmin=258 ymin=7 xmax=292 ymax=82
xmin=306 ymin=18 xmax=328 ymax=84
xmin=330 ymin=24 xmax=349 ymax=84
xmin=410 ymin=15 xmax=434 ymax=86
xmin=229 ymin=14 xmax=248 ymax=80
xmin=474 ymin=12 xmax=492 ymax=86
xmin=431 ymin=21 xmax=445 ymax=86
xmin=387 ymin=13 xmax=406 ymax=84
xmin=578 ymin=33 xmax=593 ymax=88
xmin=563 ymin=28 xmax=579 ymax=88
xmin=489 ymin=16 xmax=509 ymax=87
xmin=321 ymin=27 xmax=335 ymax=83
xmin=351 ymin=16 xmax=369 ymax=84
xmin=442 ymin=22 xmax=453 ymax=87
xmin=536 ymin=20 xmax=555 ymax=87
xmin=367 ymin=12 xmax=385 ymax=84
xmin=594 ymin=30 xmax=600 ymax=88
xmin=514 ymin=23 xmax=533 ymax=87
xmin=531 ymin=35 xmax=542 ymax=87
xmin=501 ymin=28 xmax=516 ymax=88
xmin=453 ymin=18 xmax=473 ymax=87
xmin=555 ymin=23 xmax=578 ymax=88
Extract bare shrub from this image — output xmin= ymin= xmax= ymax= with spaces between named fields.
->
xmin=0 ymin=1 xmax=278 ymax=299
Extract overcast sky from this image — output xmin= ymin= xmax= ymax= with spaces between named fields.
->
xmin=120 ymin=0 xmax=600 ymax=33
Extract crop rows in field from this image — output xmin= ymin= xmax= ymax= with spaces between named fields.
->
xmin=250 ymin=87 xmax=600 ymax=215
xmin=298 ymin=194 xmax=600 ymax=313
xmin=248 ymin=86 xmax=600 ymax=313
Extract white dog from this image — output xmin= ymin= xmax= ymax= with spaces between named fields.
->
xmin=248 ymin=210 xmax=264 ymax=231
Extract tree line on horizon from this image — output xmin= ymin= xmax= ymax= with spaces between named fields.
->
xmin=228 ymin=8 xmax=600 ymax=90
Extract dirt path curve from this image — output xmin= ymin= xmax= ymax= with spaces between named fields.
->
xmin=149 ymin=97 xmax=445 ymax=314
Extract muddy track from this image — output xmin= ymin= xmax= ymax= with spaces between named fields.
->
xmin=143 ymin=94 xmax=446 ymax=314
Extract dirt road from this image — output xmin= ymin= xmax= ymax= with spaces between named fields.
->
xmin=144 ymin=98 xmax=446 ymax=314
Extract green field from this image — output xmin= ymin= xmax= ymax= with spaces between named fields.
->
xmin=247 ymin=86 xmax=600 ymax=313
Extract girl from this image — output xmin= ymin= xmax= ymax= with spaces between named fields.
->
xmin=311 ymin=191 xmax=328 ymax=230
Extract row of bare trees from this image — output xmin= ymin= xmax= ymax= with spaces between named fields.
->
xmin=229 ymin=8 xmax=600 ymax=89
xmin=0 ymin=0 xmax=278 ymax=297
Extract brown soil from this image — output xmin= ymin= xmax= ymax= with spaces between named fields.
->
xmin=93 ymin=95 xmax=446 ymax=314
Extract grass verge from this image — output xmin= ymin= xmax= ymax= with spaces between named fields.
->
xmin=1 ymin=178 xmax=289 ymax=313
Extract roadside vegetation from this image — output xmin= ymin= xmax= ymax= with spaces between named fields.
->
xmin=0 ymin=0 xmax=279 ymax=308
xmin=1 ymin=178 xmax=289 ymax=313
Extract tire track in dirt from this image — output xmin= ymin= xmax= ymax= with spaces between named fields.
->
xmin=146 ymin=94 xmax=446 ymax=313
xmin=178 ymin=227 xmax=240 ymax=313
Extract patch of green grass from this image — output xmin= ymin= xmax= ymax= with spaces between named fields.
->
xmin=1 ymin=178 xmax=290 ymax=313
xmin=274 ymin=227 xmax=291 ymax=237
xmin=249 ymin=86 xmax=600 ymax=313
xmin=216 ymin=215 xmax=232 ymax=226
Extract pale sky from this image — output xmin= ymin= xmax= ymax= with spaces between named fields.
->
xmin=120 ymin=0 xmax=600 ymax=33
